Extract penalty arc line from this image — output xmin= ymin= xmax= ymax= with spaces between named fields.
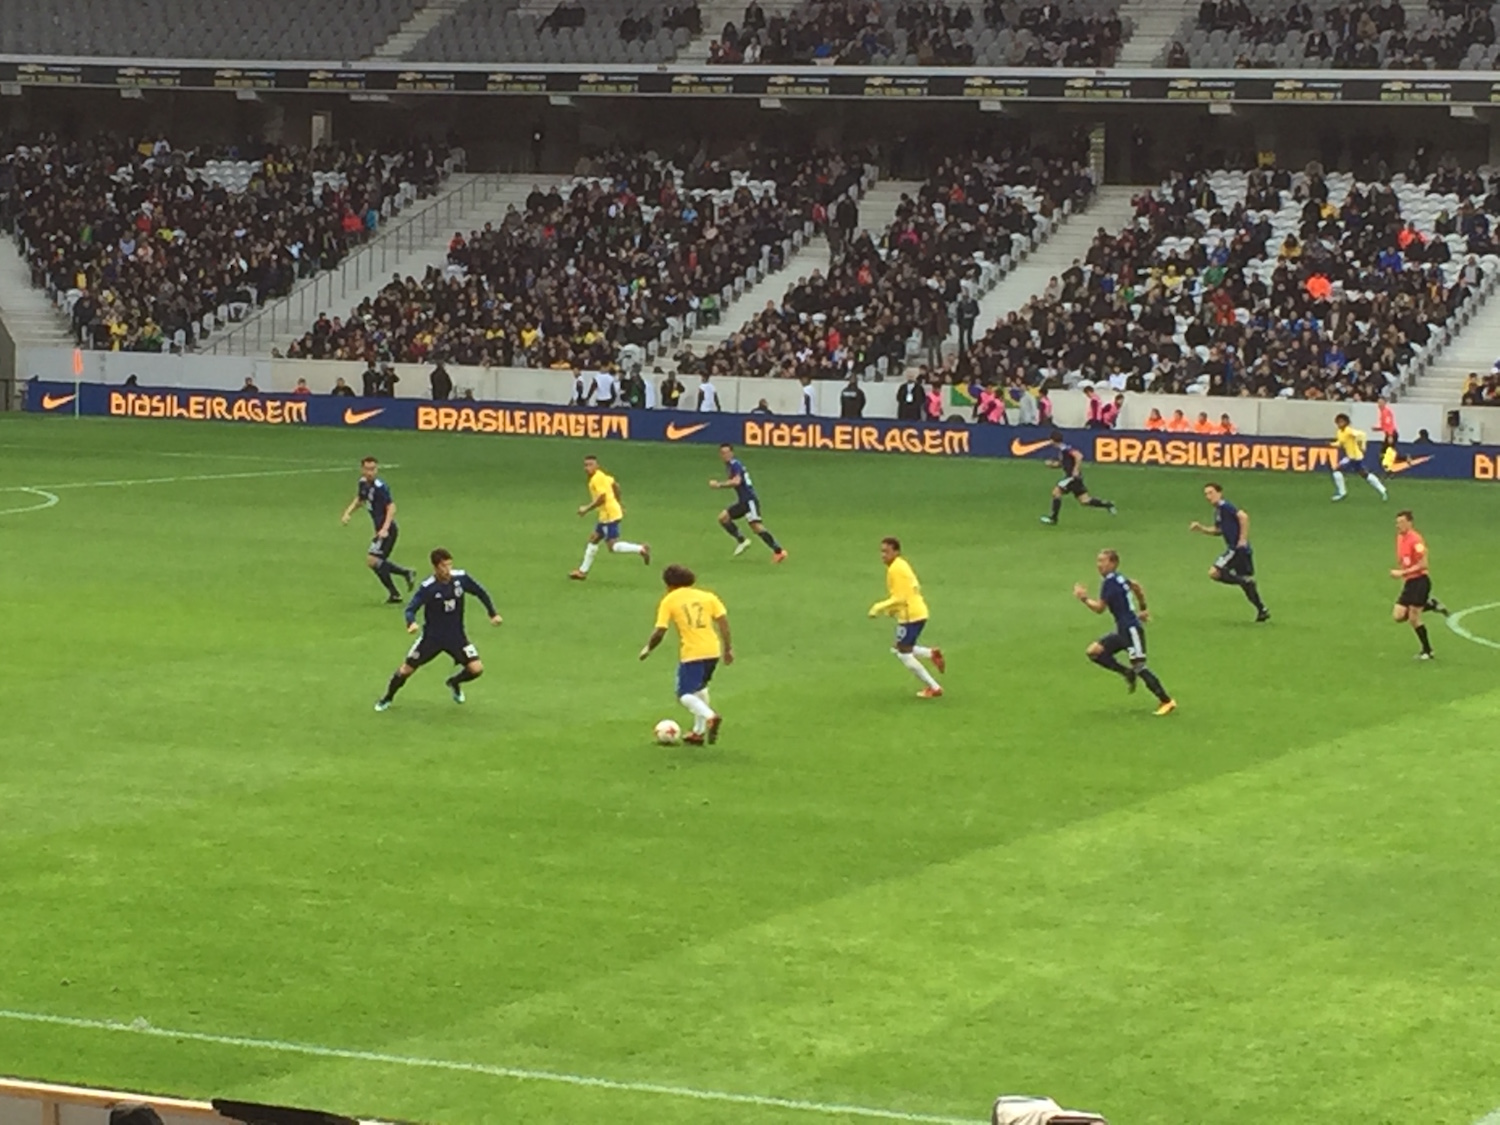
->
xmin=7 ymin=465 xmax=373 ymax=492
xmin=0 ymin=1009 xmax=980 ymax=1125
xmin=1445 ymin=603 xmax=1500 ymax=651
xmin=0 ymin=443 xmax=352 ymax=465
xmin=0 ymin=487 xmax=60 ymax=516
xmin=0 ymin=467 xmax=393 ymax=518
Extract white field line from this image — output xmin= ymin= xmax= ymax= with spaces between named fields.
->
xmin=7 ymin=466 xmax=361 ymax=492
xmin=1474 ymin=1108 xmax=1500 ymax=1125
xmin=0 ymin=466 xmax=382 ymax=517
xmin=0 ymin=488 xmax=59 ymax=516
xmin=0 ymin=443 xmax=348 ymax=465
xmin=1445 ymin=603 xmax=1500 ymax=651
xmin=0 ymin=1008 xmax=980 ymax=1125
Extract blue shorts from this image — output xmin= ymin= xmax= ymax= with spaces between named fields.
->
xmin=676 ymin=658 xmax=718 ymax=697
xmin=1098 ymin=624 xmax=1147 ymax=661
xmin=894 ymin=619 xmax=927 ymax=648
xmin=1336 ymin=456 xmax=1365 ymax=474
xmin=726 ymin=497 xmax=763 ymax=522
xmin=367 ymin=522 xmax=398 ymax=559
xmin=595 ymin=520 xmax=621 ymax=541
xmin=1213 ymin=545 xmax=1254 ymax=577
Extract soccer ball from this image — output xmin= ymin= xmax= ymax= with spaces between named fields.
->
xmin=654 ymin=719 xmax=681 ymax=745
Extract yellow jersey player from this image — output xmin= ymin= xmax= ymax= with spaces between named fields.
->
xmin=1330 ymin=413 xmax=1389 ymax=502
xmin=868 ymin=536 xmax=945 ymax=698
xmin=640 ymin=564 xmax=731 ymax=744
xmin=571 ymin=454 xmax=651 ymax=579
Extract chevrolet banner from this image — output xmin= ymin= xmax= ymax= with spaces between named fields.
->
xmin=24 ymin=381 xmax=1500 ymax=480
xmin=4 ymin=61 xmax=1500 ymax=107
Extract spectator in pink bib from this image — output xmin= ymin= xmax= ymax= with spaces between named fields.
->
xmin=1084 ymin=385 xmax=1108 ymax=429
xmin=1100 ymin=393 xmax=1124 ymax=429
xmin=977 ymin=385 xmax=1003 ymax=424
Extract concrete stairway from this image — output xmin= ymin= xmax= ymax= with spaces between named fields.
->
xmin=371 ymin=0 xmax=470 ymax=58
xmin=0 ymin=238 xmax=76 ymax=349
xmin=1403 ymin=294 xmax=1500 ymax=406
xmin=677 ymin=0 xmax=819 ymax=63
xmin=967 ymin=185 xmax=1138 ymax=336
xmin=1115 ymin=0 xmax=1196 ymax=64
xmin=669 ymin=179 xmax=919 ymax=367
xmin=252 ymin=174 xmax=550 ymax=355
xmin=0 ymin=171 xmax=500 ymax=361
xmin=850 ymin=179 xmax=921 ymax=244
xmin=673 ymin=234 xmax=832 ymax=365
xmin=675 ymin=0 xmax=737 ymax=63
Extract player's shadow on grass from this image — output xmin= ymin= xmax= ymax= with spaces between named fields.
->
xmin=653 ymin=745 xmax=753 ymax=768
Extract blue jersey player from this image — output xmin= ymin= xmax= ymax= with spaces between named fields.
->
xmin=1189 ymin=482 xmax=1270 ymax=622
xmin=376 ymin=548 xmax=502 ymax=711
xmin=341 ymin=456 xmax=416 ymax=603
xmin=1073 ymin=548 xmax=1176 ymax=716
xmin=710 ymin=444 xmax=787 ymax=562
xmin=1041 ymin=430 xmax=1116 ymax=524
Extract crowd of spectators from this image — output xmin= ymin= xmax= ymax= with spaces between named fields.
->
xmin=1165 ymin=0 xmax=1500 ymax=69
xmin=963 ymin=163 xmax=1485 ymax=402
xmin=712 ymin=0 xmax=1125 ymax=66
xmin=688 ymin=146 xmax=1093 ymax=382
xmin=2 ymin=135 xmax=449 ymax=353
xmin=285 ymin=146 xmax=870 ymax=369
xmin=540 ymin=0 xmax=701 ymax=39
xmin=1462 ymin=368 xmax=1500 ymax=403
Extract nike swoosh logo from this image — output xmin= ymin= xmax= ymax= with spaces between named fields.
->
xmin=344 ymin=407 xmax=384 ymax=425
xmin=41 ymin=393 xmax=76 ymax=410
xmin=665 ymin=422 xmax=710 ymax=441
xmin=1386 ymin=455 xmax=1433 ymax=474
xmin=1010 ymin=438 xmax=1053 ymax=456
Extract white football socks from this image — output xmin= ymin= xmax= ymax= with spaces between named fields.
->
xmin=579 ymin=542 xmax=600 ymax=572
xmin=1331 ymin=470 xmax=1347 ymax=497
xmin=896 ymin=650 xmax=940 ymax=690
xmin=612 ymin=541 xmax=644 ymax=554
xmin=1367 ymin=473 xmax=1388 ymax=498
xmin=912 ymin=645 xmax=933 ymax=659
xmin=679 ymin=693 xmax=715 ymax=732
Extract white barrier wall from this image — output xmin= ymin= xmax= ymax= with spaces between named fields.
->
xmin=13 ymin=346 xmax=1458 ymax=441
xmin=0 ymin=1079 xmax=228 ymax=1125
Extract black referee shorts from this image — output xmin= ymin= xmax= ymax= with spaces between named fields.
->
xmin=1397 ymin=575 xmax=1432 ymax=608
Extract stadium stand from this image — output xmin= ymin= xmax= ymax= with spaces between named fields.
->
xmin=2 ymin=138 xmax=454 ymax=353
xmin=1461 ymin=368 xmax=1500 ymax=401
xmin=713 ymin=0 xmax=1130 ymax=64
xmin=0 ymin=0 xmax=419 ymax=59
xmin=691 ymin=147 xmax=1095 ymax=380
xmin=284 ymin=147 xmax=871 ymax=367
xmin=406 ymin=0 xmax=698 ymax=62
xmin=1158 ymin=0 xmax=1500 ymax=69
xmin=963 ymin=163 xmax=1500 ymax=401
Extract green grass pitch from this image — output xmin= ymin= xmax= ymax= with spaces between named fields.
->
xmin=3 ymin=414 xmax=1500 ymax=1125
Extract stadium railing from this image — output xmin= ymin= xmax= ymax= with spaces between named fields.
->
xmin=204 ymin=161 xmax=491 ymax=358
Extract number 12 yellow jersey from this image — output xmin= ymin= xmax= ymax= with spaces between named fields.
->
xmin=655 ymin=586 xmax=727 ymax=661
